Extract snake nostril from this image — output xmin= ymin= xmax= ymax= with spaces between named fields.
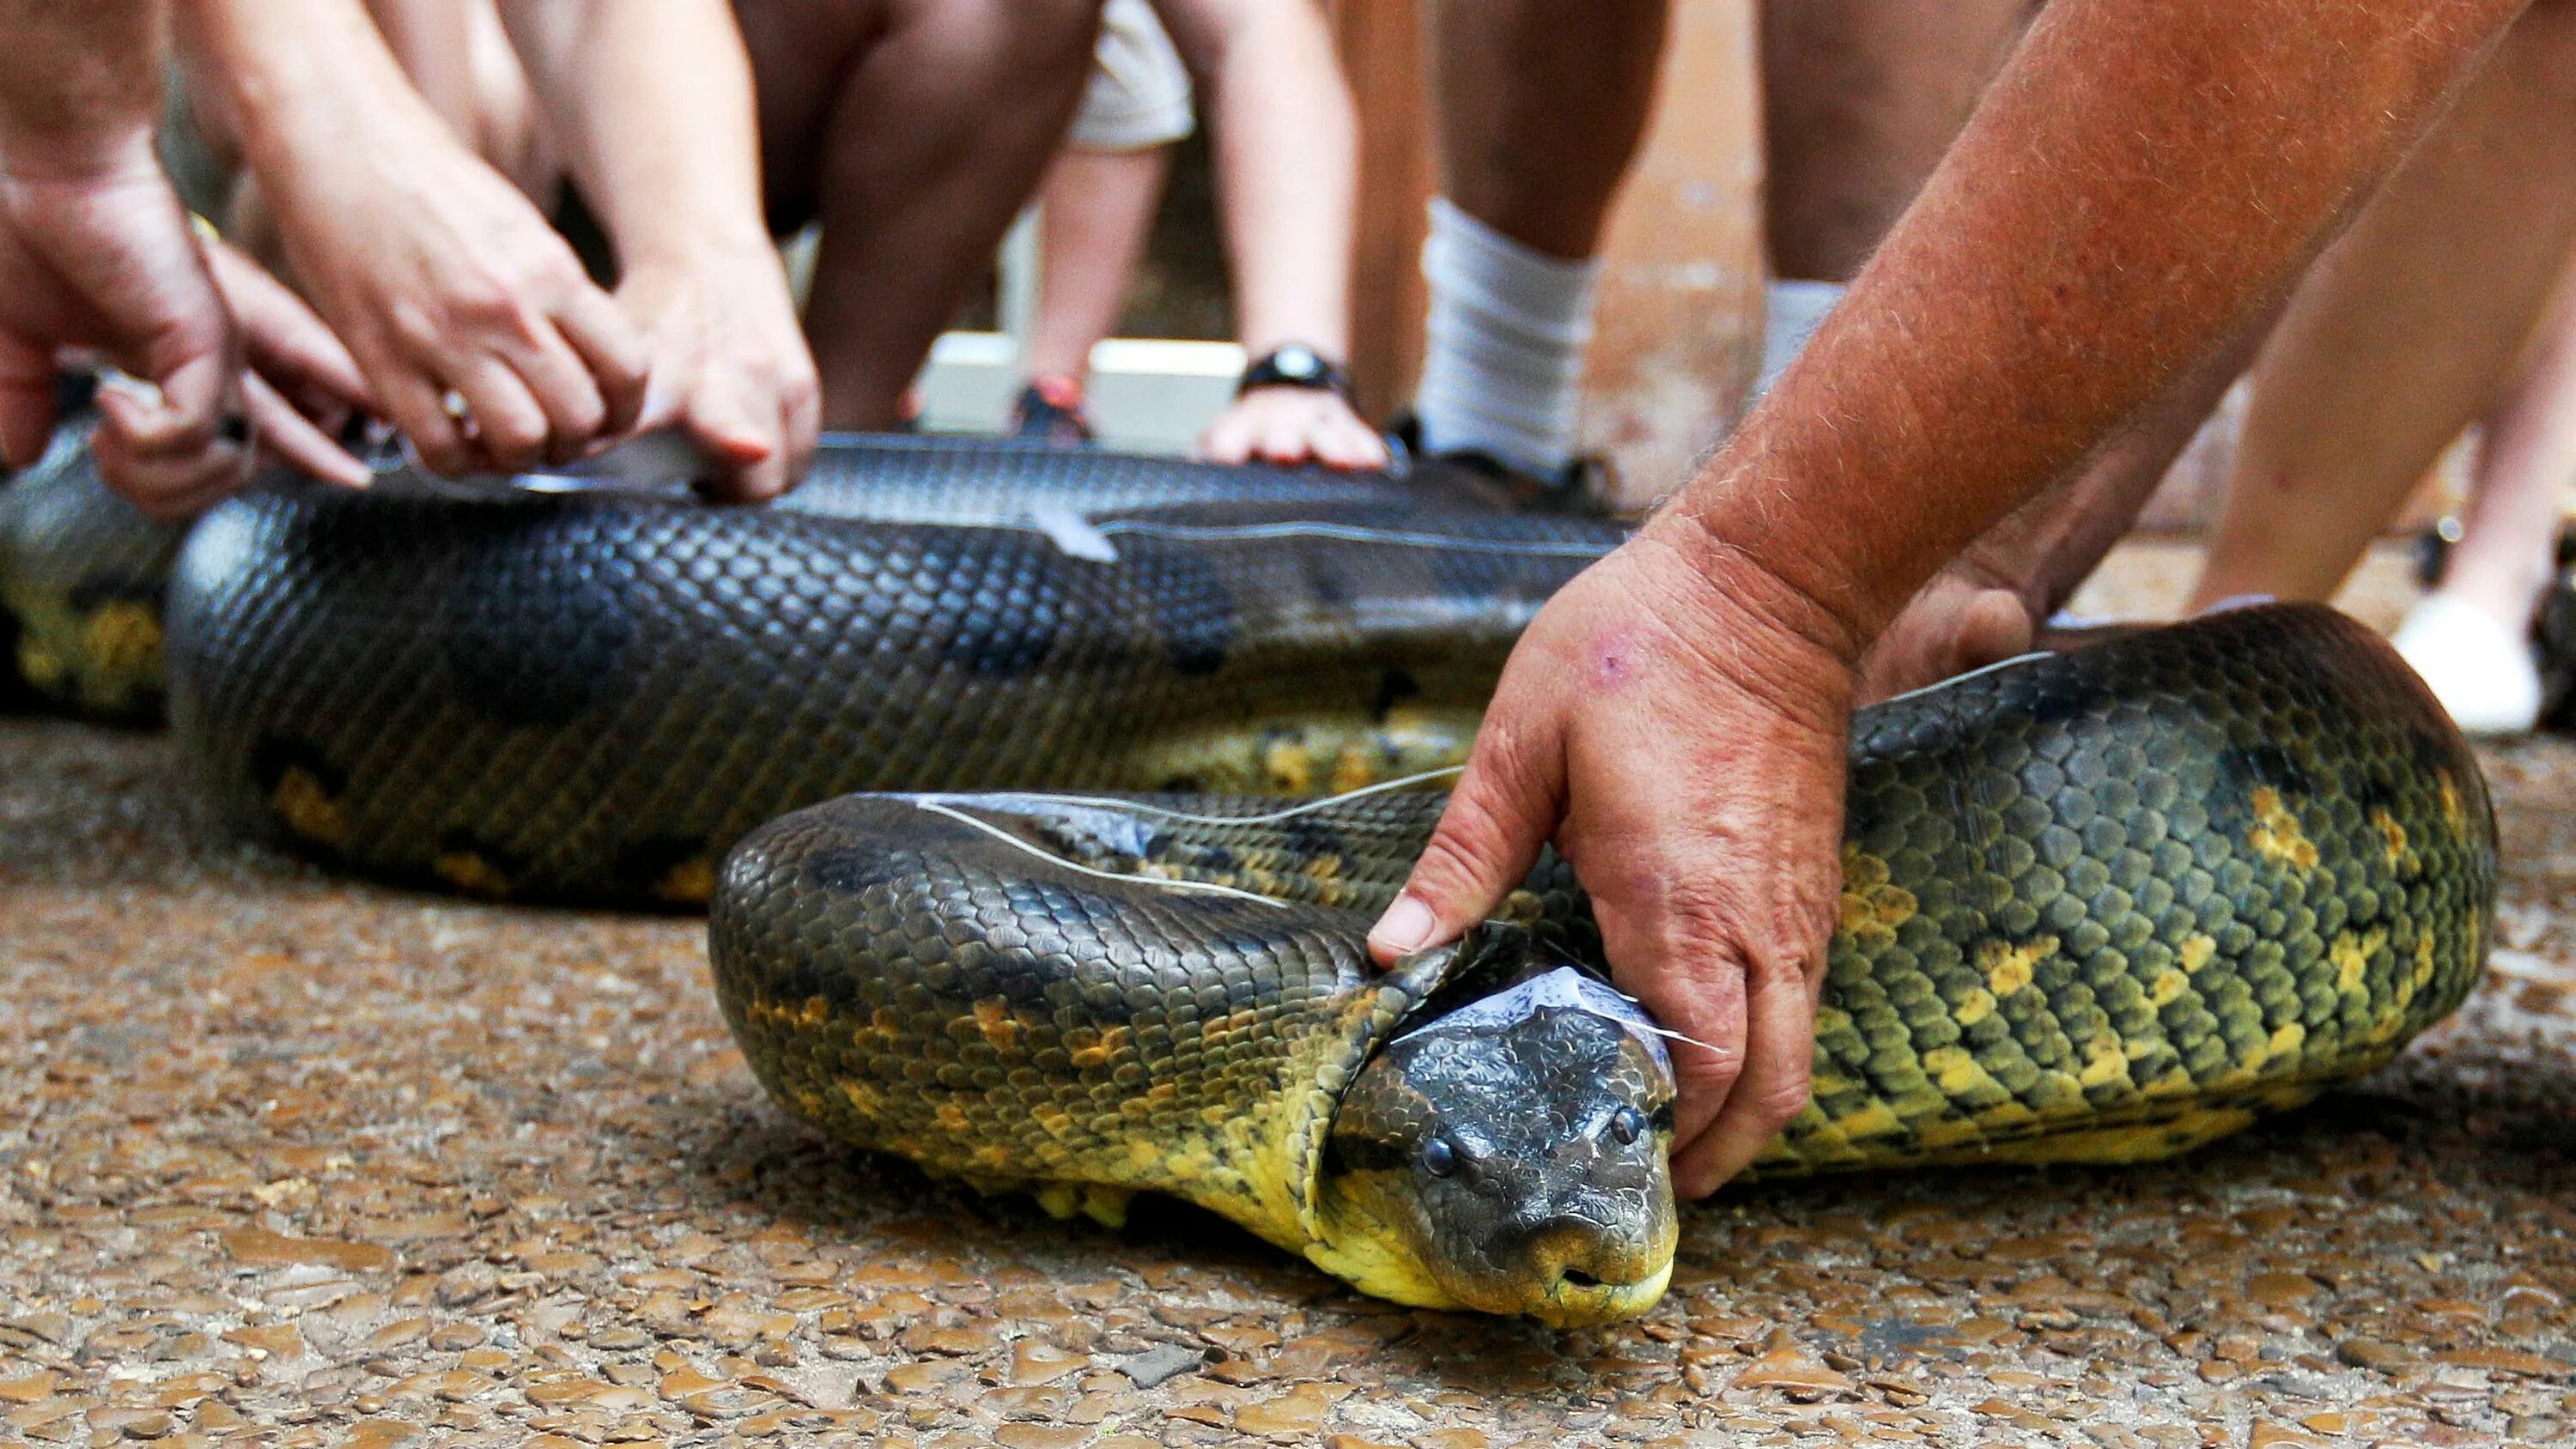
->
xmin=1560 ymin=1268 xmax=1602 ymax=1288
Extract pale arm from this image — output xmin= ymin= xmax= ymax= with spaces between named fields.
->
xmin=1153 ymin=0 xmax=1385 ymax=469
xmin=184 ymin=0 xmax=645 ymax=475
xmin=495 ymin=0 xmax=818 ymax=500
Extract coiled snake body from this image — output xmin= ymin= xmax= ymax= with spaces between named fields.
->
xmin=0 ymin=433 xmax=2497 ymax=1325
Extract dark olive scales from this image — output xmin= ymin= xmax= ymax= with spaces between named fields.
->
xmin=709 ymin=606 xmax=2494 ymax=1325
xmin=0 ymin=422 xmax=188 ymax=721
xmin=152 ymin=446 xmax=1619 ymax=903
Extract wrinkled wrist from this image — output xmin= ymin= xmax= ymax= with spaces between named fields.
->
xmin=1621 ymin=523 xmax=1862 ymax=739
xmin=1635 ymin=508 xmax=1875 ymax=678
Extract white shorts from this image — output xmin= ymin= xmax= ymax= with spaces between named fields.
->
xmin=1069 ymin=0 xmax=1195 ymax=152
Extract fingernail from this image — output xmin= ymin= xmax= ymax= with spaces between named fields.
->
xmin=1369 ymin=894 xmax=1437 ymax=956
xmin=95 ymin=368 xmax=167 ymax=418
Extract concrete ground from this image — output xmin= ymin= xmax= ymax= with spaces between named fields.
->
xmin=1 ymin=543 xmax=2571 ymax=1449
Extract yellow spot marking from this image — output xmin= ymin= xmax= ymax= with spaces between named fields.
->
xmin=970 ymin=998 xmax=1020 ymax=1052
xmin=1328 ymin=749 xmax=1376 ymax=796
xmin=2331 ymin=929 xmax=2385 ymax=995
xmin=2437 ymin=770 xmax=2463 ymax=830
xmin=272 ymin=767 xmax=349 ymax=848
xmin=935 ymin=1103 xmax=972 ymax=1134
xmin=2142 ymin=1066 xmax=2199 ymax=1100
xmin=434 ymin=851 xmax=510 ymax=899
xmin=1981 ymin=937 xmax=2057 ymax=998
xmin=2246 ymin=787 xmax=2319 ymax=871
xmin=1911 ymin=1117 xmax=1986 ymax=1150
xmin=2370 ymin=808 xmax=2410 ymax=871
xmin=1066 ymin=1025 xmax=1130 ymax=1070
xmin=2268 ymin=1022 xmax=2306 ymax=1058
xmin=747 ymin=994 xmax=830 ymax=1029
xmin=2149 ymin=969 xmax=2190 ymax=1008
xmin=1262 ymin=740 xmax=1315 ymax=794
xmin=1830 ymin=1100 xmax=1903 ymax=1141
xmin=80 ymin=602 xmax=161 ymax=683
xmin=2180 ymin=933 xmax=2218 ymax=974
xmin=836 ymin=1079 xmax=883 ymax=1119
xmin=652 ymin=856 xmax=714 ymax=906
xmin=1953 ymin=989 xmax=1996 ymax=1028
xmin=1920 ymin=1046 xmax=1987 ymax=1096
xmin=1837 ymin=848 xmax=1917 ymax=942
xmin=15 ymin=636 xmax=64 ymax=690
xmin=2414 ymin=932 xmax=2438 ymax=986
xmin=2078 ymin=1041 xmax=2130 ymax=1089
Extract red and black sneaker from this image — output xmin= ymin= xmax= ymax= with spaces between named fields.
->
xmin=1008 ymin=376 xmax=1095 ymax=448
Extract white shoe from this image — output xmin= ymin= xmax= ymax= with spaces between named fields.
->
xmin=2391 ymin=594 xmax=2543 ymax=737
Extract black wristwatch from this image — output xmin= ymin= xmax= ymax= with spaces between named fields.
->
xmin=1237 ymin=343 xmax=1354 ymax=402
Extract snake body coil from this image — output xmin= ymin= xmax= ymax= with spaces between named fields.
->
xmin=709 ymin=605 xmax=2493 ymax=1325
xmin=1 ymin=435 xmax=2497 ymax=1325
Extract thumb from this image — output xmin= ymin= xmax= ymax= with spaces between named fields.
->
xmin=1367 ymin=721 xmax=1564 ymax=967
xmin=683 ymin=376 xmax=783 ymax=503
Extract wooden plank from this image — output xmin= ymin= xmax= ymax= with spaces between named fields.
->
xmin=1577 ymin=0 xmax=1765 ymax=507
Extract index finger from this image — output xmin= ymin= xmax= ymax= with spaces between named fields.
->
xmin=550 ymin=285 xmax=650 ymax=439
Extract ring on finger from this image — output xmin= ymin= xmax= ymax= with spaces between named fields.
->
xmin=440 ymin=387 xmax=483 ymax=443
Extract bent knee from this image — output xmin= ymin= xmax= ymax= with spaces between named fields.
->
xmin=911 ymin=0 xmax=1106 ymax=89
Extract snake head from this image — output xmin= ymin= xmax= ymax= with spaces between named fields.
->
xmin=1311 ymin=947 xmax=1678 ymax=1328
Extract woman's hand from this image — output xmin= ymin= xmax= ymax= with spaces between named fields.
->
xmin=1200 ymin=385 xmax=1388 ymax=470
xmin=259 ymin=94 xmax=644 ymax=476
xmin=613 ymin=248 xmax=819 ymax=502
xmin=201 ymin=236 xmax=380 ymax=493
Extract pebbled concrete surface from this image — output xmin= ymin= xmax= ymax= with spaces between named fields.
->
xmin=0 ymin=543 xmax=2570 ymax=1449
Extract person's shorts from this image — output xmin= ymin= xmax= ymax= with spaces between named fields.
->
xmin=1069 ymin=0 xmax=1194 ymax=152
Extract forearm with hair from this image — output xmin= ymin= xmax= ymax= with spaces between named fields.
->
xmin=1669 ymin=0 xmax=2529 ymax=657
xmin=0 ymin=0 xmax=168 ymax=175
xmin=494 ymin=0 xmax=767 ymax=268
xmin=1158 ymin=0 xmax=1358 ymax=358
xmin=180 ymin=0 xmax=449 ymax=176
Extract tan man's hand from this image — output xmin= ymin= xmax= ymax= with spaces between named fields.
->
xmin=1364 ymin=524 xmax=1856 ymax=1197
xmin=0 ymin=142 xmax=251 ymax=518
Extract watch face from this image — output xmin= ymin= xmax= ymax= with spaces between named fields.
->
xmin=1273 ymin=345 xmax=1321 ymax=381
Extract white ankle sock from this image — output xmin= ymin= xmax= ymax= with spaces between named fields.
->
xmin=1413 ymin=197 xmax=1599 ymax=478
xmin=1755 ymin=279 xmax=1847 ymax=397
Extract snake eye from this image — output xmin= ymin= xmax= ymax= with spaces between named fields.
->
xmin=1419 ymin=1136 xmax=1458 ymax=1178
xmin=1609 ymin=1106 xmax=1647 ymax=1146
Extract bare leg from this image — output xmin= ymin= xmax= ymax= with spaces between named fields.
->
xmin=2189 ymin=0 xmax=2576 ymax=611
xmin=738 ymin=0 xmax=1104 ymax=430
xmin=1022 ymin=143 xmax=1170 ymax=385
xmin=1410 ymin=1 xmax=1664 ymax=480
xmin=1426 ymin=0 xmax=1668 ymax=259
xmin=1759 ymin=0 xmax=2036 ymax=282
